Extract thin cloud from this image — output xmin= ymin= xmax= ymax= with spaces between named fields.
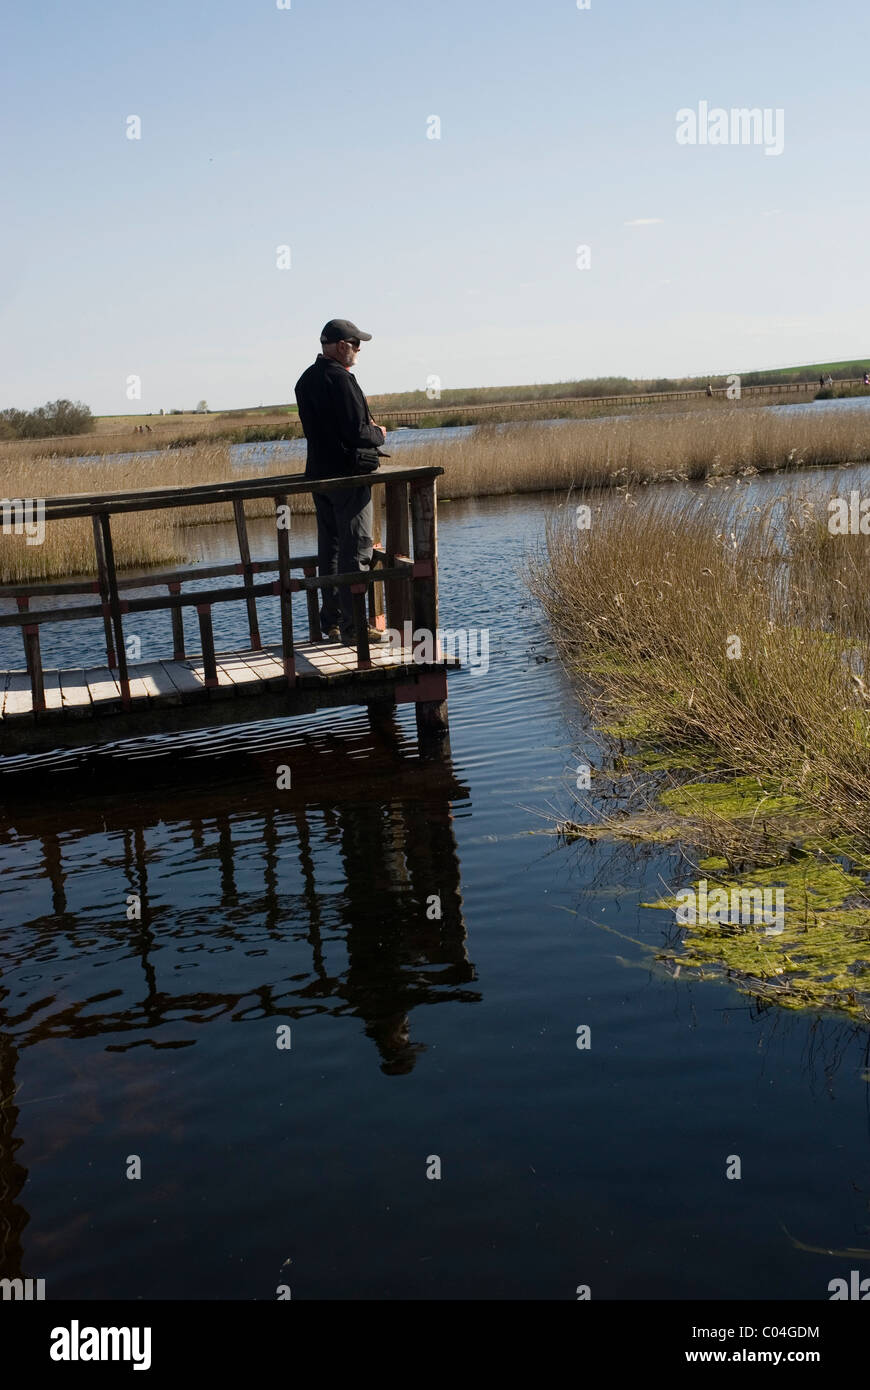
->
xmin=624 ymin=217 xmax=664 ymax=226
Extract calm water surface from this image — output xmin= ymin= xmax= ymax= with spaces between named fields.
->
xmin=2 ymin=470 xmax=870 ymax=1299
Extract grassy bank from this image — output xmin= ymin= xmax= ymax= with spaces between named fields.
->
xmin=2 ymin=406 xmax=870 ymax=582
xmin=529 ymin=491 xmax=870 ymax=1017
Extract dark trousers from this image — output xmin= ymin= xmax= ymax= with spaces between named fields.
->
xmin=313 ymin=487 xmax=373 ymax=635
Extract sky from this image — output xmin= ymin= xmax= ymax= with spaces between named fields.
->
xmin=2 ymin=0 xmax=869 ymax=414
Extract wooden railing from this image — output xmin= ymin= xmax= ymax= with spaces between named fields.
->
xmin=0 ymin=466 xmax=442 ymax=715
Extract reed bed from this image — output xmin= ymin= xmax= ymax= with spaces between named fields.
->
xmin=0 ymin=446 xmax=307 ymax=583
xmin=421 ymin=406 xmax=870 ymax=497
xmin=1 ymin=406 xmax=869 ymax=582
xmin=528 ymin=488 xmax=870 ymax=837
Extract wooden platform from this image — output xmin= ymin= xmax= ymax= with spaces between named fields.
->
xmin=0 ymin=464 xmax=455 ymax=759
xmin=0 ymin=641 xmax=458 ymax=755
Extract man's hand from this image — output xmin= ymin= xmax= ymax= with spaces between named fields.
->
xmin=371 ymin=422 xmax=387 ymax=441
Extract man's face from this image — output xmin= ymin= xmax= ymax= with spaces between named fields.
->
xmin=335 ymin=338 xmax=361 ymax=367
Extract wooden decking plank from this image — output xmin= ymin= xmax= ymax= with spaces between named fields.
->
xmin=293 ymin=650 xmax=321 ymax=678
xmin=183 ymin=656 xmax=234 ymax=699
xmin=42 ymin=669 xmax=65 ymax=712
xmin=160 ymin=660 xmax=207 ymax=700
xmin=85 ymin=667 xmax=122 ymax=709
xmin=132 ymin=661 xmax=184 ymax=705
xmin=3 ymin=672 xmax=34 ymax=718
xmin=214 ymin=655 xmax=263 ymax=689
xmin=235 ymin=651 xmax=287 ymax=689
xmin=59 ymin=670 xmax=93 ymax=716
xmin=127 ymin=675 xmax=153 ymax=702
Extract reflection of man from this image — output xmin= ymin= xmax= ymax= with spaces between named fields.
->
xmin=295 ymin=319 xmax=387 ymax=645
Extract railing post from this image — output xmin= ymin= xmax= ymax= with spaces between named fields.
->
xmin=409 ymin=475 xmax=449 ymax=749
xmin=384 ymin=478 xmax=411 ymax=637
xmin=274 ymin=494 xmax=295 ymax=686
xmin=368 ymin=486 xmax=385 ymax=633
xmin=303 ymin=567 xmax=322 ymax=642
xmin=168 ymin=582 xmax=185 ymax=658
xmin=409 ymin=477 xmax=439 ymax=639
xmin=232 ymin=496 xmax=262 ymax=650
xmin=351 ymin=583 xmax=371 ymax=670
xmin=196 ymin=604 xmax=219 ymax=687
xmin=23 ymin=624 xmax=45 ymax=714
xmin=98 ymin=511 xmax=131 ymax=705
xmin=91 ymin=513 xmax=117 ymax=668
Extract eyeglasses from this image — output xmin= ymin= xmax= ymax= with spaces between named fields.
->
xmin=343 ymin=339 xmax=361 ymax=350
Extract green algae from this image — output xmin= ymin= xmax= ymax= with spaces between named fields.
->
xmin=658 ymin=776 xmax=807 ymax=821
xmin=646 ymin=856 xmax=870 ymax=1019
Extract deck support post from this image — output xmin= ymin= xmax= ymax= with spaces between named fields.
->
xmin=168 ymin=582 xmax=185 ymax=658
xmin=23 ymin=624 xmax=46 ymax=714
xmin=274 ymin=494 xmax=296 ymax=686
xmin=415 ymin=697 xmax=451 ymax=758
xmin=98 ymin=511 xmax=131 ymax=706
xmin=368 ymin=487 xmax=386 ymax=632
xmin=196 ymin=604 xmax=219 ymax=687
xmin=384 ymin=479 xmax=411 ymax=635
xmin=232 ymin=496 xmax=262 ymax=650
xmin=303 ymin=567 xmax=321 ymax=642
xmin=351 ymin=584 xmax=371 ymax=669
xmin=408 ymin=478 xmax=449 ymax=752
xmin=92 ymin=514 xmax=117 ymax=668
xmin=409 ymin=478 xmax=438 ymax=639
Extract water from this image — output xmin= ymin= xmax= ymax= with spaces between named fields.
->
xmin=2 ymin=473 xmax=870 ymax=1299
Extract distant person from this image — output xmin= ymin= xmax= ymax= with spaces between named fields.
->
xmin=295 ymin=318 xmax=388 ymax=646
xmin=863 ymin=372 xmax=869 ymax=386
xmin=706 ymin=381 xmax=713 ymax=397
xmin=819 ymin=374 xmax=825 ymax=390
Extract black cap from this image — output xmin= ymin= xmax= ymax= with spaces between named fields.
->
xmin=320 ymin=318 xmax=372 ymax=344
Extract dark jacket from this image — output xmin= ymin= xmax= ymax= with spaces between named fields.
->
xmin=294 ymin=354 xmax=384 ymax=481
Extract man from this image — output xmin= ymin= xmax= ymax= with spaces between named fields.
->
xmin=295 ymin=318 xmax=387 ymax=645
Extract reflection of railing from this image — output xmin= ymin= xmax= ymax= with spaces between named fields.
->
xmin=0 ymin=465 xmax=441 ymax=715
xmin=0 ymin=735 xmax=477 ymax=1276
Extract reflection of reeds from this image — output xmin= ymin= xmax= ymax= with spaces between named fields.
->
xmin=528 ymin=488 xmax=870 ymax=838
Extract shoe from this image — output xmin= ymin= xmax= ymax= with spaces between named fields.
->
xmin=341 ymin=627 xmax=385 ymax=645
xmin=322 ymin=626 xmax=341 ymax=642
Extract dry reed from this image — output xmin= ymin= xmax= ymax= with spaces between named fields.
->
xmin=528 ymin=487 xmax=870 ymax=837
xmin=1 ymin=406 xmax=869 ymax=583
